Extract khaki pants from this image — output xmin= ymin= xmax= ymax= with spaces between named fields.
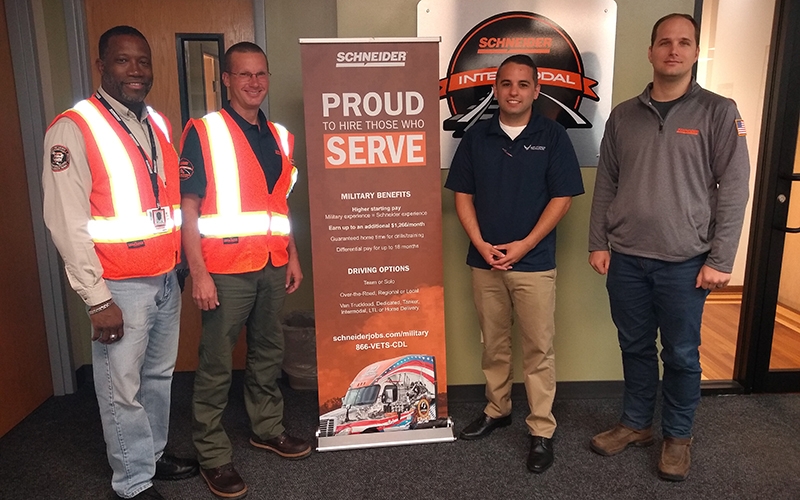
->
xmin=471 ymin=267 xmax=557 ymax=438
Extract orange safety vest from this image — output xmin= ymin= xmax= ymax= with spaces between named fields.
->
xmin=53 ymin=96 xmax=181 ymax=280
xmin=184 ymin=109 xmax=297 ymax=274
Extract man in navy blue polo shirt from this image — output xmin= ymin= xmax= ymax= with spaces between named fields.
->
xmin=445 ymin=54 xmax=584 ymax=473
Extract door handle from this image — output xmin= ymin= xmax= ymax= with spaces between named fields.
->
xmin=777 ymin=173 xmax=800 ymax=233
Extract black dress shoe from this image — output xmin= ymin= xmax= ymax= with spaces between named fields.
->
xmin=250 ymin=432 xmax=311 ymax=459
xmin=154 ymin=454 xmax=199 ymax=480
xmin=459 ymin=413 xmax=512 ymax=440
xmin=115 ymin=486 xmax=165 ymax=499
xmin=527 ymin=435 xmax=554 ymax=473
xmin=200 ymin=463 xmax=248 ymax=499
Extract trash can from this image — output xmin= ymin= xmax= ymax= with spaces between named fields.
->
xmin=281 ymin=310 xmax=317 ymax=391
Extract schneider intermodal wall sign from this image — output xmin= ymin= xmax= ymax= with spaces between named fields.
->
xmin=418 ymin=0 xmax=617 ymax=167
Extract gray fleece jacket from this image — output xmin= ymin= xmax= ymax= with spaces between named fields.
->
xmin=589 ymin=82 xmax=750 ymax=273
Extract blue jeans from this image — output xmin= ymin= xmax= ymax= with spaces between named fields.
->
xmin=92 ymin=271 xmax=181 ymax=498
xmin=606 ymin=252 xmax=709 ymax=439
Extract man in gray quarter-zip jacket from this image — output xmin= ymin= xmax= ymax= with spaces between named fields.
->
xmin=587 ymin=13 xmax=750 ymax=482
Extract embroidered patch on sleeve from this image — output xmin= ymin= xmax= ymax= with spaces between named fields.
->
xmin=179 ymin=158 xmax=194 ymax=181
xmin=50 ymin=145 xmax=70 ymax=171
xmin=735 ymin=118 xmax=747 ymax=136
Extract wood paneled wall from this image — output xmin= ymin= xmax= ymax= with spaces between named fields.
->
xmin=0 ymin=0 xmax=53 ymax=437
xmin=84 ymin=0 xmax=254 ymax=129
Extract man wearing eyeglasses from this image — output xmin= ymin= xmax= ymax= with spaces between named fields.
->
xmin=179 ymin=41 xmax=307 ymax=500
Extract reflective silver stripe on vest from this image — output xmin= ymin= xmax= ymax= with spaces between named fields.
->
xmin=272 ymin=122 xmax=297 ymax=199
xmin=73 ymin=100 xmax=176 ymax=242
xmin=198 ymin=113 xmax=292 ymax=238
xmin=147 ymin=107 xmax=170 ymax=142
xmin=198 ymin=212 xmax=270 ymax=237
xmin=272 ymin=122 xmax=291 ymax=157
xmin=199 ymin=112 xmax=243 ymax=232
xmin=270 ymin=213 xmax=290 ymax=236
xmin=88 ymin=208 xmax=181 ymax=241
xmin=288 ymin=167 xmax=298 ymax=198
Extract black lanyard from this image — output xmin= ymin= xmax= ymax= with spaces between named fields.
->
xmin=95 ymin=93 xmax=161 ymax=208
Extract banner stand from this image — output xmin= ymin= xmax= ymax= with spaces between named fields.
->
xmin=300 ymin=37 xmax=453 ymax=451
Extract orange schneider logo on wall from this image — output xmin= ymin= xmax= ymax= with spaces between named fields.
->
xmin=440 ymin=11 xmax=600 ymax=137
xmin=418 ymin=0 xmax=617 ymax=167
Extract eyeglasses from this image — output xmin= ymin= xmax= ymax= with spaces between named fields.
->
xmin=228 ymin=71 xmax=269 ymax=80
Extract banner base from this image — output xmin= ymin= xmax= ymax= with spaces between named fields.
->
xmin=316 ymin=419 xmax=455 ymax=452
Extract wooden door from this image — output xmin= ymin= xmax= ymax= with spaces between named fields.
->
xmin=0 ymin=0 xmax=54 ymax=438
xmin=84 ymin=0 xmax=255 ymax=371
xmin=202 ymin=52 xmax=221 ymax=113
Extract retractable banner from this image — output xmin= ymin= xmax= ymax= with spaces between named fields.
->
xmin=299 ymin=38 xmax=454 ymax=451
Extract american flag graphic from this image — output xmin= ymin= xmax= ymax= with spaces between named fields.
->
xmin=735 ymin=118 xmax=747 ymax=136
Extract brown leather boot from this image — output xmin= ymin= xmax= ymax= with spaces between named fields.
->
xmin=658 ymin=436 xmax=693 ymax=481
xmin=250 ymin=432 xmax=311 ymax=459
xmin=590 ymin=423 xmax=654 ymax=456
xmin=200 ymin=463 xmax=247 ymax=499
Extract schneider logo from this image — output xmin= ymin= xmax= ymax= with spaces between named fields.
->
xmin=440 ymin=11 xmax=600 ymax=137
xmin=336 ymin=51 xmax=407 ymax=67
xmin=478 ymin=37 xmax=553 ymax=53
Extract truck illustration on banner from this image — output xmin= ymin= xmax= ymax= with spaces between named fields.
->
xmin=318 ymin=354 xmax=439 ymax=436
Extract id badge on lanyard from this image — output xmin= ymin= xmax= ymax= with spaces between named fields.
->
xmin=96 ymin=93 xmax=168 ymax=232
xmin=147 ymin=207 xmax=169 ymax=231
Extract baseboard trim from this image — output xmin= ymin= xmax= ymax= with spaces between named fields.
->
xmin=446 ymin=381 xmax=625 ymax=403
xmin=699 ymin=379 xmax=746 ymax=394
xmin=446 ymin=379 xmax=745 ymax=403
xmin=73 ymin=368 xmax=746 ymax=400
xmin=75 ymin=364 xmax=92 ymax=388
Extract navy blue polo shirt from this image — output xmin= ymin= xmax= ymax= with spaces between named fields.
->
xmin=444 ymin=112 xmax=584 ymax=272
xmin=179 ymin=104 xmax=283 ymax=196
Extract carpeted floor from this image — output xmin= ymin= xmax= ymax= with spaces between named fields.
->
xmin=1 ymin=372 xmax=799 ymax=500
